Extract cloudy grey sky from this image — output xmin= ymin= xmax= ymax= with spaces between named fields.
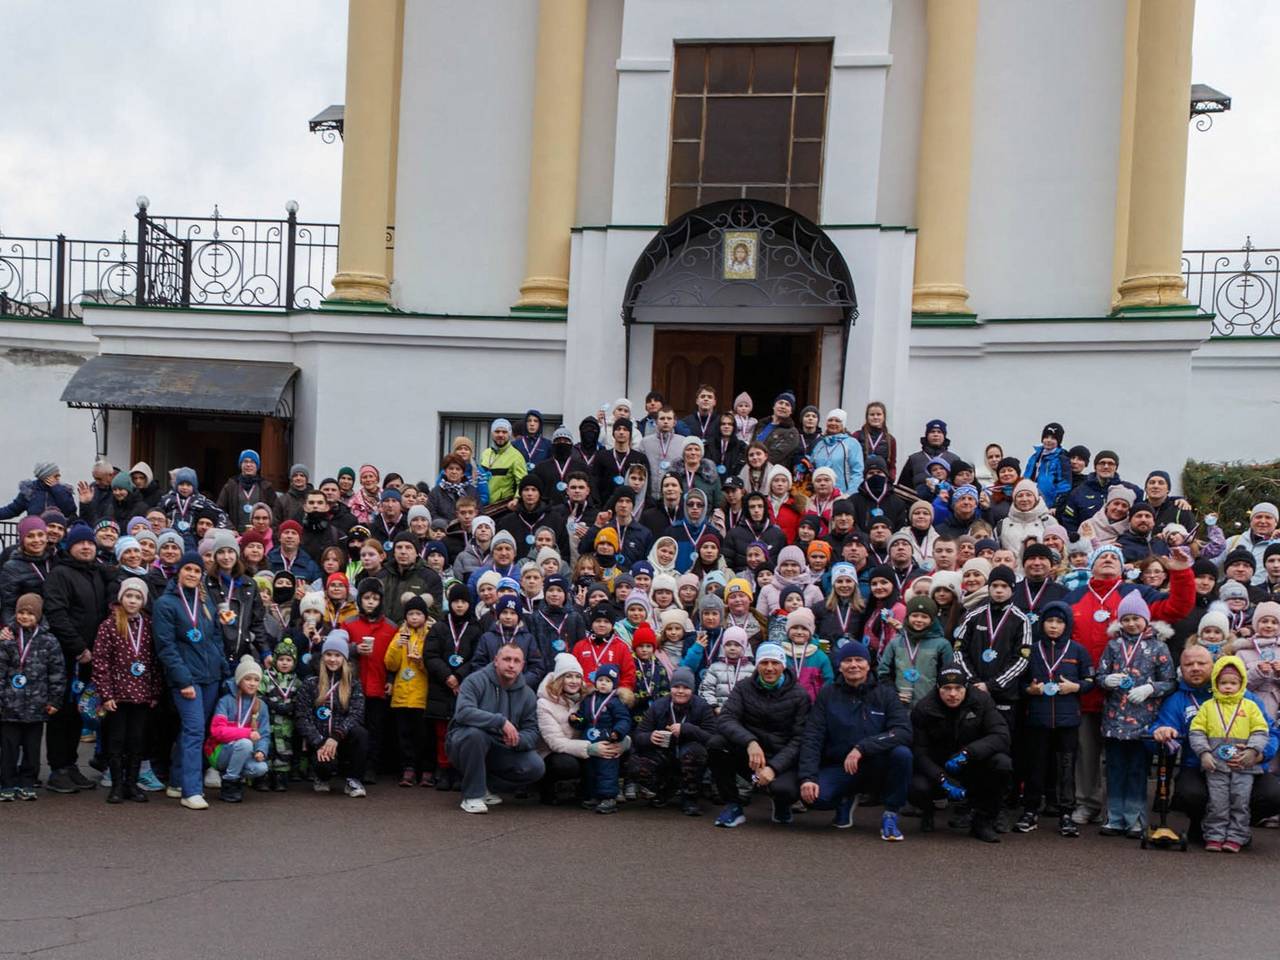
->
xmin=0 ymin=1 xmax=1270 ymax=250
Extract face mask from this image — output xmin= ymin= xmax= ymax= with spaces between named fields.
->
xmin=273 ymin=581 xmax=295 ymax=603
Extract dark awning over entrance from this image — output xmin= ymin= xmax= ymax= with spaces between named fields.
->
xmin=61 ymin=355 xmax=299 ymax=418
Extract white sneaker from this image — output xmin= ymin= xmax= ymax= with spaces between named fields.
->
xmin=204 ymin=768 xmax=222 ymax=789
xmin=165 ymin=785 xmax=182 ymax=799
xmin=460 ymin=798 xmax=488 ymax=814
xmin=180 ymin=794 xmax=209 ymax=810
xmin=482 ymin=792 xmax=503 ymax=805
xmin=344 ymin=778 xmax=367 ymax=798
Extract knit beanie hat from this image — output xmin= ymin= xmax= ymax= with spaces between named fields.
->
xmin=651 ymin=573 xmax=678 ymax=594
xmin=1253 ymin=601 xmax=1280 ymax=629
xmin=722 ymin=626 xmax=749 ymax=651
xmin=299 ymin=592 xmax=326 ymax=616
xmin=274 ymin=638 xmax=299 ymax=660
xmin=904 ymin=595 xmax=938 ymax=619
xmin=234 ymin=654 xmax=263 ymax=685
xmin=786 ymin=607 xmax=815 ymax=633
xmin=755 ymin=642 xmax=786 ymax=665
xmin=1115 ymin=590 xmax=1151 ymax=623
xmin=321 ymin=630 xmax=350 ymax=658
xmin=988 ymin=565 xmax=1017 ymax=589
xmin=550 ymin=652 xmax=583 ymax=682
xmin=632 ymin=623 xmax=657 ymax=649
xmin=670 ymin=666 xmax=696 ymax=689
xmin=659 ymin=608 xmax=690 ymax=631
xmin=1218 ymin=580 xmax=1249 ymax=602
xmin=1198 ymin=608 xmax=1231 ymax=636
xmin=63 ymin=522 xmax=96 ymax=548
xmin=447 ymin=582 xmax=471 ymax=606
xmin=15 ymin=593 xmax=43 ymax=619
xmin=16 ymin=516 xmax=46 ymax=538
xmin=937 ymin=665 xmax=967 ymax=688
xmin=834 ymin=639 xmax=871 ymax=663
xmin=118 ymin=577 xmax=149 ymax=604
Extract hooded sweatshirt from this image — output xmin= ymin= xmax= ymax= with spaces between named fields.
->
xmin=1188 ymin=655 xmax=1270 ymax=772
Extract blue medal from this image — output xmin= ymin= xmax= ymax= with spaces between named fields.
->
xmin=187 ymin=628 xmax=202 ymax=643
xmin=1042 ymin=681 xmax=1059 ymax=697
xmin=401 ymin=668 xmax=415 ymax=681
xmin=716 ymin=463 xmax=725 ymax=475
xmin=1026 ymin=612 xmax=1039 ymax=624
xmin=525 ymin=534 xmax=535 ymax=545
xmin=316 ymin=705 xmax=331 ymax=721
xmin=552 ymin=639 xmax=566 ymax=652
xmin=11 ymin=673 xmax=26 ymax=690
xmin=613 ymin=475 xmax=623 ymax=485
xmin=903 ymin=667 xmax=919 ymax=683
xmin=555 ymin=481 xmax=567 ymax=492
xmin=1093 ymin=609 xmax=1109 ymax=622
xmin=586 ymin=727 xmax=602 ymax=742
xmin=1216 ymin=743 xmax=1238 ymax=761
xmin=448 ymin=653 xmax=463 ymax=668
xmin=176 ymin=520 xmax=191 ymax=532
xmin=72 ymin=679 xmax=85 ymax=695
xmin=242 ymin=503 xmax=253 ymax=514
xmin=526 ymin=462 xmax=536 ymax=472
xmin=870 ymin=508 xmax=884 ymax=517
xmin=659 ymin=460 xmax=670 ymax=471
xmin=383 ymin=540 xmax=394 ymax=551
xmin=130 ymin=661 xmax=146 ymax=677
xmin=1119 ymin=674 xmax=1134 ymax=690
xmin=981 ymin=648 xmax=997 ymax=663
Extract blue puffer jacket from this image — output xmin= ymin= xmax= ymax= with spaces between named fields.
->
xmin=1149 ymin=679 xmax=1279 ymax=769
xmin=0 ymin=479 xmax=78 ymax=521
xmin=798 ymin=674 xmax=911 ymax=783
xmin=1023 ymin=601 xmax=1095 ymax=728
xmin=811 ymin=433 xmax=865 ymax=493
xmin=1024 ymin=446 xmax=1071 ymax=505
xmin=153 ymin=581 xmax=228 ymax=689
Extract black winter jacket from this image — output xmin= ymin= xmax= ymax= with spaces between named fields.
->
xmin=798 ymin=674 xmax=911 ymax=782
xmin=909 ymin=686 xmax=1010 ymax=783
xmin=716 ymin=671 xmax=810 ymax=774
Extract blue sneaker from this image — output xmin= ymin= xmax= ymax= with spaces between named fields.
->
xmin=881 ymin=811 xmax=904 ymax=842
xmin=833 ymin=796 xmax=855 ymax=829
xmin=714 ymin=804 xmax=746 ymax=828
xmin=770 ymin=796 xmax=793 ymax=825
xmin=137 ymin=768 xmax=165 ymax=792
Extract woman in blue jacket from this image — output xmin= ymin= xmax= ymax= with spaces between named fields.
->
xmin=0 ymin=462 xmax=78 ymax=521
xmin=153 ymin=550 xmax=227 ymax=809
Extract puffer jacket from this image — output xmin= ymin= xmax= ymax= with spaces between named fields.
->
xmin=0 ymin=548 xmax=57 ymax=623
xmin=0 ymin=478 xmax=77 ymax=521
xmin=699 ymin=656 xmax=755 ymax=709
xmin=0 ymin=624 xmax=65 ymax=721
xmin=91 ymin=611 xmax=163 ymax=705
xmin=909 ymin=685 xmax=1010 ymax=783
xmin=384 ymin=623 xmax=429 ymax=709
xmin=423 ymin=613 xmax=482 ymax=720
xmin=205 ymin=573 xmax=269 ymax=666
xmin=876 ymin=622 xmax=953 ymax=705
xmin=1024 ymin=445 xmax=1071 ymax=505
xmin=295 ymin=671 xmax=366 ymax=746
xmin=153 ymin=581 xmax=227 ymax=689
xmin=1096 ymin=625 xmax=1176 ymax=739
xmin=535 ymin=680 xmax=589 ymax=760
xmin=1023 ymin=611 xmax=1096 ymax=730
xmin=632 ymin=693 xmax=717 ymax=750
xmin=204 ymin=678 xmax=272 ymax=762
xmin=716 ymin=670 xmax=811 ymax=773
xmin=811 ymin=432 xmax=865 ymax=492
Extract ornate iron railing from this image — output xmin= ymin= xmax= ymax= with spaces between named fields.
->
xmin=1183 ymin=238 xmax=1280 ymax=337
xmin=0 ymin=201 xmax=364 ymax=317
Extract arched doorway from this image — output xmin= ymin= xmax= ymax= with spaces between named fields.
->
xmin=622 ymin=199 xmax=857 ymax=414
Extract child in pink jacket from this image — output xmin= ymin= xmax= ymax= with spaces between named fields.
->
xmin=203 ymin=655 xmax=272 ymax=802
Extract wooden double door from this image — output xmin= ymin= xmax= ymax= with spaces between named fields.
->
xmin=131 ymin=412 xmax=290 ymax=495
xmin=651 ymin=328 xmax=819 ymax=415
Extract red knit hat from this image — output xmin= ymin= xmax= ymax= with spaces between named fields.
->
xmin=632 ymin=623 xmax=657 ymax=650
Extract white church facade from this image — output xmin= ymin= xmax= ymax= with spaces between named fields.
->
xmin=0 ymin=0 xmax=1273 ymax=495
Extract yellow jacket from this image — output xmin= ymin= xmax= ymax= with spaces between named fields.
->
xmin=1189 ymin=655 xmax=1269 ymax=747
xmin=384 ymin=622 xmax=429 ymax=709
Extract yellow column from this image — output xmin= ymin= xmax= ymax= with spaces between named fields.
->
xmin=1114 ymin=0 xmax=1195 ymax=308
xmin=1110 ymin=0 xmax=1141 ymax=307
xmin=911 ymin=0 xmax=979 ymax=315
xmin=515 ymin=0 xmax=589 ymax=309
xmin=330 ymin=0 xmax=401 ymax=305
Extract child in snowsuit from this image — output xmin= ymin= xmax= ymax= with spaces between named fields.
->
xmin=0 ymin=594 xmax=64 ymax=799
xmin=261 ymin=639 xmax=301 ymax=788
xmin=1189 ymin=656 xmax=1271 ymax=852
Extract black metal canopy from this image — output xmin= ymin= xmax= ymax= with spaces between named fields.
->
xmin=622 ymin=199 xmax=857 ymax=325
xmin=61 ymin=355 xmax=298 ymax=418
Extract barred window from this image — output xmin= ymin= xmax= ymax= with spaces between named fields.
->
xmin=439 ymin=413 xmax=563 ymax=467
xmin=667 ymin=42 xmax=832 ymax=222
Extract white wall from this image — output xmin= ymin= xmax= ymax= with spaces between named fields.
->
xmin=0 ymin=345 xmax=99 ymax=496
xmin=1187 ymin=338 xmax=1280 ymax=465
xmin=905 ymin=316 xmax=1214 ymax=483
xmin=966 ymin=0 xmax=1126 ymax=319
xmin=394 ymin=0 xmax=538 ymax=314
xmin=875 ymin=0 xmax=925 ymax=227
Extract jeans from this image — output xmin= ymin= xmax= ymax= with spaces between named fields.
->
xmin=809 ymin=745 xmax=913 ymax=812
xmin=446 ymin=726 xmax=545 ymax=801
xmin=170 ymin=681 xmax=220 ymax=799
xmin=1103 ymin=738 xmax=1148 ymax=829
xmin=214 ymin=738 xmax=269 ymax=781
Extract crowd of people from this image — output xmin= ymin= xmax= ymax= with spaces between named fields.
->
xmin=1 ymin=388 xmax=1278 ymax=850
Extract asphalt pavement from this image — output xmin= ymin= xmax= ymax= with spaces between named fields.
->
xmin=2 ymin=770 xmax=1277 ymax=960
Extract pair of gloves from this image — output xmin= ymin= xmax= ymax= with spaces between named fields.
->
xmin=1102 ymin=674 xmax=1155 ymax=703
xmin=941 ymin=752 xmax=968 ymax=800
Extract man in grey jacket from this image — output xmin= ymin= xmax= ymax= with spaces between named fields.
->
xmin=446 ymin=643 xmax=545 ymax=814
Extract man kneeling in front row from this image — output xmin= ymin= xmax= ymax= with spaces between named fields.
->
xmin=447 ymin=642 xmax=545 ymax=814
xmin=909 ymin=666 xmax=1013 ymax=842
xmin=798 ymin=641 xmax=914 ymax=841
